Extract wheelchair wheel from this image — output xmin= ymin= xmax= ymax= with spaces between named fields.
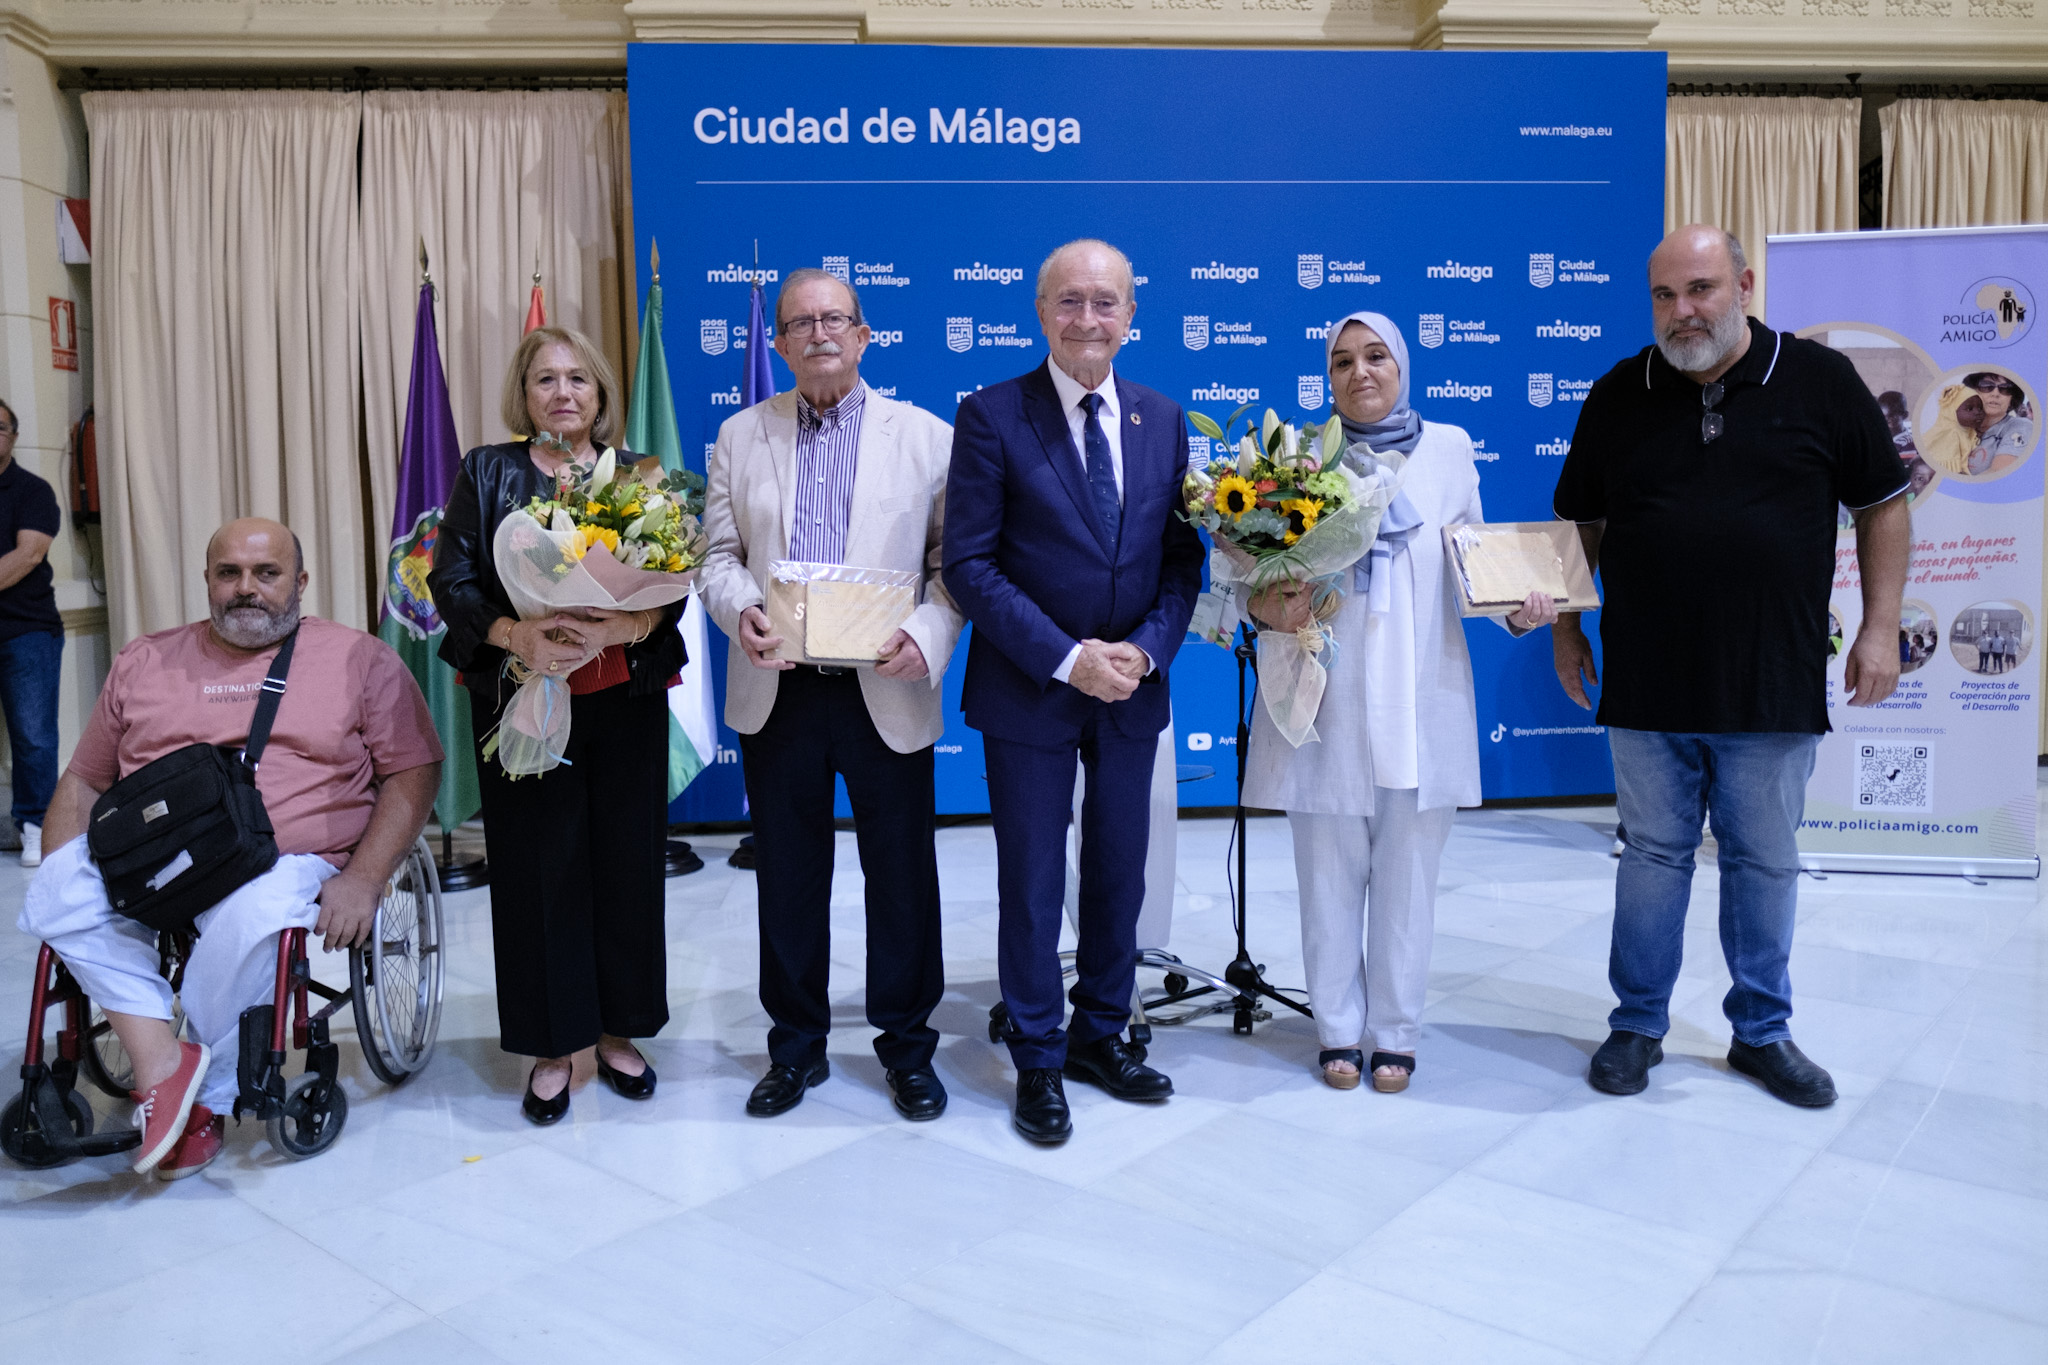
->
xmin=349 ymin=837 xmax=445 ymax=1086
xmin=267 ymin=1072 xmax=347 ymax=1158
xmin=80 ymin=1002 xmax=187 ymax=1100
xmin=2 ymin=1084 xmax=93 ymax=1169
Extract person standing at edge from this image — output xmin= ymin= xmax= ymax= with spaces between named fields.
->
xmin=943 ymin=238 xmax=1204 ymax=1144
xmin=0 ymin=399 xmax=65 ymax=868
xmin=699 ymin=268 xmax=963 ymax=1122
xmin=1551 ymin=226 xmax=1910 ymax=1108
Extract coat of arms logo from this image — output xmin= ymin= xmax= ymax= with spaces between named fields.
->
xmin=822 ymin=256 xmax=850 ymax=282
xmin=1529 ymin=254 xmax=1556 ymax=289
xmin=1417 ymin=314 xmax=1445 ymax=349
xmin=1528 ymin=372 xmax=1555 ymax=407
xmin=699 ymin=319 xmax=729 ymax=356
xmin=1183 ymin=316 xmax=1211 ymax=351
xmin=1297 ymin=254 xmax=1325 ymax=289
xmin=1298 ymin=375 xmax=1326 ymax=410
xmin=946 ymin=317 xmax=974 ymax=354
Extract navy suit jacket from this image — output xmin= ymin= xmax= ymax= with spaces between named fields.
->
xmin=943 ymin=360 xmax=1204 ymax=745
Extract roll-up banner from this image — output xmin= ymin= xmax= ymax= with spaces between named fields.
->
xmin=630 ymin=44 xmax=1666 ymax=820
xmin=1768 ymin=226 xmax=2045 ymax=878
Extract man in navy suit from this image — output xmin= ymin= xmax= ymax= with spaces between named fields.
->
xmin=944 ymin=238 xmax=1203 ymax=1143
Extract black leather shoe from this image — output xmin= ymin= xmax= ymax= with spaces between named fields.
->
xmin=1588 ymin=1030 xmax=1664 ymax=1095
xmin=596 ymin=1046 xmax=656 ymax=1101
xmin=1728 ymin=1038 xmax=1836 ymax=1107
xmin=746 ymin=1057 xmax=829 ymax=1117
xmin=1063 ymin=1035 xmax=1174 ymax=1101
xmin=885 ymin=1067 xmax=947 ymax=1121
xmin=1013 ymin=1067 xmax=1072 ymax=1144
xmin=522 ymin=1064 xmax=570 ymax=1126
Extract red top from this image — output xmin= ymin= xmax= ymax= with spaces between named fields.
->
xmin=567 ymin=644 xmax=630 ymax=695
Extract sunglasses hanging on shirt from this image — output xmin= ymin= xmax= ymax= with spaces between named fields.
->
xmin=1701 ymin=381 xmax=1726 ymax=445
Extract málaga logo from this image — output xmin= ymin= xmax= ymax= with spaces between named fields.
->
xmin=822 ymin=256 xmax=850 ymax=283
xmin=946 ymin=317 xmax=974 ymax=354
xmin=1944 ymin=277 xmax=2035 ymax=347
xmin=1298 ymin=375 xmax=1326 ymax=410
xmin=1183 ymin=316 xmax=1211 ymax=351
xmin=700 ymin=319 xmax=729 ymax=356
xmin=1417 ymin=314 xmax=1445 ymax=349
xmin=1529 ymin=254 xmax=1556 ymax=288
xmin=1528 ymin=373 xmax=1555 ymax=407
xmin=1298 ymin=254 xmax=1324 ymax=290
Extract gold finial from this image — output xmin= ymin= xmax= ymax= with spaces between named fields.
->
xmin=419 ymin=236 xmax=431 ymax=285
xmin=650 ymin=238 xmax=661 ymax=284
xmin=532 ymin=251 xmax=542 ymax=288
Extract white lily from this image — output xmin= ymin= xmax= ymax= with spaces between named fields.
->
xmin=590 ymin=449 xmax=617 ymax=490
xmin=548 ymin=507 xmax=576 ymax=535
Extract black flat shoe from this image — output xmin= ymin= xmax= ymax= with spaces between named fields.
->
xmin=1063 ymin=1035 xmax=1173 ymax=1101
xmin=886 ymin=1066 xmax=947 ymax=1121
xmin=1728 ymin=1038 xmax=1836 ymax=1108
xmin=1588 ymin=1030 xmax=1664 ymax=1096
xmin=746 ymin=1057 xmax=829 ymax=1117
xmin=522 ymin=1063 xmax=570 ymax=1126
xmin=596 ymin=1046 xmax=656 ymax=1101
xmin=1013 ymin=1067 xmax=1072 ymax=1144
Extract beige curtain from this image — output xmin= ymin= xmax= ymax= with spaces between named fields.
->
xmin=359 ymin=91 xmax=637 ymax=581
xmin=86 ymin=92 xmax=366 ymax=646
xmin=1666 ymin=96 xmax=1862 ymax=320
xmin=1882 ymin=99 xmax=2048 ymax=228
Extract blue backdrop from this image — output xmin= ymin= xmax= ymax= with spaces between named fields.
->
xmin=628 ymin=44 xmax=1666 ymax=821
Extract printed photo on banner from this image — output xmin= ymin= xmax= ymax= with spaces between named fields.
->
xmin=1917 ymin=363 xmax=2039 ymax=483
xmin=1800 ymin=323 xmax=1944 ymax=534
xmin=1898 ymin=600 xmax=1939 ymax=675
xmin=1948 ymin=599 xmax=2034 ymax=675
xmin=1827 ymin=606 xmax=1844 ymax=661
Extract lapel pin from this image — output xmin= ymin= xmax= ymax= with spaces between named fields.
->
xmin=1130 ymin=411 xmax=1142 ymax=426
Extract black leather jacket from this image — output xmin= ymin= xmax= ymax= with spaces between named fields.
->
xmin=428 ymin=441 xmax=687 ymax=706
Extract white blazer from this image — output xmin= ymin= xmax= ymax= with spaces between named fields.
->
xmin=1244 ymin=420 xmax=1514 ymax=817
xmin=698 ymin=385 xmax=964 ymax=754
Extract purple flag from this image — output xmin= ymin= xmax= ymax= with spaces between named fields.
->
xmin=384 ymin=283 xmax=462 ymax=638
xmin=744 ymin=279 xmax=774 ymax=407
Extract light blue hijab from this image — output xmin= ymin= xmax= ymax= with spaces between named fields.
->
xmin=1324 ymin=312 xmax=1425 ymax=609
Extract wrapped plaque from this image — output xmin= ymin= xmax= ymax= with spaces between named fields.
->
xmin=766 ymin=561 xmax=920 ymax=664
xmin=1441 ymin=521 xmax=1600 ymax=618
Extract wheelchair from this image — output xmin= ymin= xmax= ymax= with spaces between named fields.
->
xmin=3 ymin=835 xmax=446 ymax=1169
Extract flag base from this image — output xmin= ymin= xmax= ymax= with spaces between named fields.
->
xmin=433 ymin=828 xmax=490 ymax=891
xmin=664 ymin=838 xmax=705 ymax=877
xmin=727 ymin=835 xmax=757 ymax=871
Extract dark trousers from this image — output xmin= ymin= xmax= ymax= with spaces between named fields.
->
xmin=984 ymin=710 xmax=1155 ymax=1071
xmin=473 ymin=684 xmax=670 ymax=1058
xmin=739 ymin=668 xmax=942 ymax=1071
xmin=0 ymin=630 xmax=61 ymax=829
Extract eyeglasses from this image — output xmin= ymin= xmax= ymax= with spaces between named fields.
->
xmin=1701 ymin=381 xmax=1725 ymax=445
xmin=1970 ymin=377 xmax=2018 ymax=396
xmin=1052 ymin=297 xmax=1127 ymax=318
xmin=782 ymin=313 xmax=857 ymax=338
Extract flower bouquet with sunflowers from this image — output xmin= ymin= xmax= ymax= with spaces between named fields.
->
xmin=1182 ymin=406 xmax=1408 ymax=746
xmin=487 ymin=448 xmax=707 ymax=775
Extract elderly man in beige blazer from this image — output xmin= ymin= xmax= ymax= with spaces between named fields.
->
xmin=700 ymin=267 xmax=963 ymax=1123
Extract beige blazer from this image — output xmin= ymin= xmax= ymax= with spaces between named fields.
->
xmin=699 ymin=385 xmax=963 ymax=753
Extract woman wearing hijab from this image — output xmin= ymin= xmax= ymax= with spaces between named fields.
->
xmin=1242 ymin=312 xmax=1557 ymax=1092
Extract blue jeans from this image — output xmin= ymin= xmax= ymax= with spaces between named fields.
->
xmin=1606 ymin=727 xmax=1819 ymax=1047
xmin=0 ymin=630 xmax=62 ymax=830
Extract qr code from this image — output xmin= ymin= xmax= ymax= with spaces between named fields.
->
xmin=1856 ymin=743 xmax=1933 ymax=812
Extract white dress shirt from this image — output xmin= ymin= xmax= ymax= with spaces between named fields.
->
xmin=1044 ymin=360 xmax=1149 ymax=684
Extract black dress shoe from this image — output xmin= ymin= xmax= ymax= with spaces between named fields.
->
xmin=1013 ymin=1067 xmax=1072 ymax=1144
xmin=885 ymin=1067 xmax=947 ymax=1121
xmin=746 ymin=1057 xmax=829 ymax=1117
xmin=522 ymin=1064 xmax=570 ymax=1126
xmin=596 ymin=1046 xmax=656 ymax=1101
xmin=1063 ymin=1035 xmax=1173 ymax=1101
xmin=1728 ymin=1038 xmax=1836 ymax=1107
xmin=1588 ymin=1030 xmax=1664 ymax=1096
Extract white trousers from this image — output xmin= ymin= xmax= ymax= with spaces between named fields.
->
xmin=18 ymin=835 xmax=335 ymax=1108
xmin=1065 ymin=719 xmax=1179 ymax=952
xmin=1289 ymin=790 xmax=1454 ymax=1054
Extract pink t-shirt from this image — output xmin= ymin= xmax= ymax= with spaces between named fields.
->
xmin=68 ymin=617 xmax=444 ymax=865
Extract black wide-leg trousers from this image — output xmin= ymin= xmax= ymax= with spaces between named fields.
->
xmin=472 ymin=683 xmax=671 ymax=1058
xmin=739 ymin=667 xmax=943 ymax=1071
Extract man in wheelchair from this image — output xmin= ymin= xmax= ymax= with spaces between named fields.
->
xmin=17 ymin=518 xmax=442 ymax=1179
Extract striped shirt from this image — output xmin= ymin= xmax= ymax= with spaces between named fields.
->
xmin=789 ymin=382 xmax=866 ymax=565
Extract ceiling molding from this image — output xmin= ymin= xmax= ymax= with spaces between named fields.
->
xmin=1416 ymin=0 xmax=1659 ymax=48
xmin=622 ymin=0 xmax=864 ymax=42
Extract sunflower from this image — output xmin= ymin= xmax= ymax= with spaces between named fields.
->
xmin=579 ymin=524 xmax=621 ymax=557
xmin=1215 ymin=475 xmax=1257 ymax=518
xmin=1280 ymin=497 xmax=1322 ymax=544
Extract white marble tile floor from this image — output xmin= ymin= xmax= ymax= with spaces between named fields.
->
xmin=3 ymin=794 xmax=2045 ymax=1363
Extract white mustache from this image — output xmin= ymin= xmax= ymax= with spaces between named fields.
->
xmin=804 ymin=341 xmax=843 ymax=358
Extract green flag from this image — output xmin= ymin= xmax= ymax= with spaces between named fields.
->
xmin=626 ymin=253 xmax=720 ymax=800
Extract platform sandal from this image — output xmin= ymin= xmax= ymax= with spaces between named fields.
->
xmin=1369 ymin=1051 xmax=1415 ymax=1094
xmin=1318 ymin=1049 xmax=1364 ymax=1090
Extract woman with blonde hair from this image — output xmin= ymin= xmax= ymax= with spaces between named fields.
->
xmin=428 ymin=325 xmax=686 ymax=1124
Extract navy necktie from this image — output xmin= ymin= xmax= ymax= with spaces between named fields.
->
xmin=1080 ymin=392 xmax=1120 ymax=546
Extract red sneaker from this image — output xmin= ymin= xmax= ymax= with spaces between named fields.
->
xmin=155 ymin=1105 xmax=224 ymax=1181
xmin=129 ymin=1040 xmax=210 ymax=1174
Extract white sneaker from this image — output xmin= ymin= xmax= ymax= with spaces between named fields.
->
xmin=21 ymin=823 xmax=41 ymax=868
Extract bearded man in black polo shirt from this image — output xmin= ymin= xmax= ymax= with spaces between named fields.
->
xmin=1550 ymin=226 xmax=1910 ymax=1108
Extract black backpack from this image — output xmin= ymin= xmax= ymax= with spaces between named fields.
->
xmin=87 ymin=631 xmax=297 ymax=932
